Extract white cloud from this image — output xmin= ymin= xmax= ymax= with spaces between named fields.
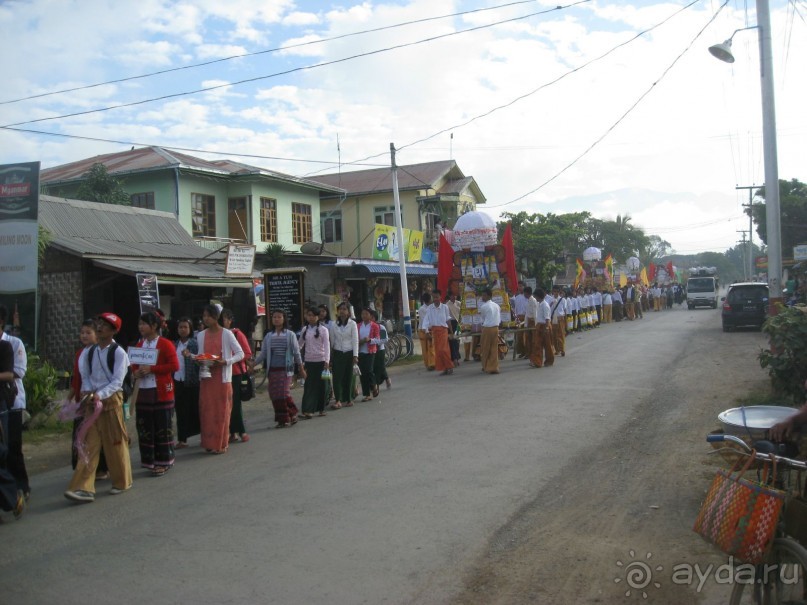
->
xmin=283 ymin=11 xmax=320 ymax=27
xmin=195 ymin=44 xmax=250 ymax=60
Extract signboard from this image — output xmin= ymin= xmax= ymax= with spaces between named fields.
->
xmin=264 ymin=268 xmax=306 ymax=332
xmin=0 ymin=161 xmax=39 ymax=345
xmin=127 ymin=347 xmax=160 ymax=365
xmin=372 ymin=224 xmax=424 ymax=261
xmin=136 ymin=273 xmax=160 ymax=314
xmin=225 ymin=243 xmax=256 ymax=276
xmin=794 ymin=245 xmax=807 ymax=261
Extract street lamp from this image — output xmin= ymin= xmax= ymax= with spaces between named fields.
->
xmin=709 ymin=0 xmax=782 ymax=313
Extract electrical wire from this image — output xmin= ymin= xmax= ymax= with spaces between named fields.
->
xmin=301 ymin=0 xmax=703 ymax=178
xmin=0 ymin=126 xmax=387 ymax=167
xmin=0 ymin=1 xmax=589 ymax=129
xmin=486 ymin=0 xmax=730 ymax=209
xmin=0 ymin=0 xmax=554 ymax=106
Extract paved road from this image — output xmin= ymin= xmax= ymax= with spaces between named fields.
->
xmin=1 ymin=306 xmax=718 ymax=604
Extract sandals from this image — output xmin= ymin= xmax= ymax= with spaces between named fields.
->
xmin=372 ymin=386 xmax=379 ymax=397
xmin=290 ymin=417 xmax=299 ymax=426
xmin=151 ymin=467 xmax=168 ymax=477
xmin=386 ymin=379 xmax=392 ymax=390
xmin=318 ymin=411 xmax=327 ymax=417
xmin=344 ymin=401 xmax=354 ymax=407
xmin=302 ymin=413 xmax=314 ymax=419
xmin=175 ymin=442 xmax=188 ymax=449
xmin=275 ymin=422 xmax=289 ymax=429
xmin=241 ymin=434 xmax=250 ymax=443
xmin=361 ymin=396 xmax=372 ymax=402
xmin=330 ymin=402 xmax=342 ymax=410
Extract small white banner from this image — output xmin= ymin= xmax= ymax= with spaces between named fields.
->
xmin=226 ymin=243 xmax=256 ymax=276
xmin=128 ymin=347 xmax=160 ymax=365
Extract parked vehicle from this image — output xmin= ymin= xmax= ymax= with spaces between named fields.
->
xmin=687 ymin=276 xmax=718 ymax=309
xmin=721 ymin=282 xmax=769 ymax=331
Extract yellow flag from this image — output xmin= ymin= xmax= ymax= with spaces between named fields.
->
xmin=619 ymin=273 xmax=627 ymax=287
xmin=640 ymin=267 xmax=649 ymax=286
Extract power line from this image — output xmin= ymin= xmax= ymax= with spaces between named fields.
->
xmin=486 ymin=0 xmax=730 ymax=209
xmin=0 ymin=0 xmax=551 ymax=106
xmin=301 ymin=0 xmax=702 ymax=178
xmin=0 ymin=126 xmax=387 ymax=167
xmin=1 ymin=1 xmax=589 ymax=129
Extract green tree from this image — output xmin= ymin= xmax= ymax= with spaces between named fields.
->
xmin=73 ymin=163 xmax=131 ymax=205
xmin=262 ymin=243 xmax=287 ymax=268
xmin=747 ymin=178 xmax=807 ymax=255
xmin=641 ymin=235 xmax=672 ymax=266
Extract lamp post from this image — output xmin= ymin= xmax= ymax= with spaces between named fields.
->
xmin=709 ymin=0 xmax=782 ymax=313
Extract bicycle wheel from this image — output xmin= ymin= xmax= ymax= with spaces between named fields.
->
xmin=252 ymin=367 xmax=266 ymax=389
xmin=385 ymin=337 xmax=399 ymax=367
xmin=400 ymin=334 xmax=414 ymax=359
xmin=729 ymin=538 xmax=807 ymax=605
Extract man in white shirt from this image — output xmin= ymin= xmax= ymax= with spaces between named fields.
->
xmin=529 ymin=289 xmax=554 ymax=368
xmin=446 ymin=293 xmax=462 ymax=366
xmin=602 ymin=289 xmax=613 ymax=323
xmin=512 ymin=281 xmax=528 ymax=358
xmin=65 ymin=312 xmax=133 ymax=503
xmin=0 ymin=305 xmax=29 ymax=500
xmin=478 ymin=288 xmax=501 ymax=374
xmin=592 ymin=288 xmax=603 ymax=326
xmin=422 ymin=290 xmax=454 ymax=375
xmin=523 ymin=286 xmax=538 ymax=362
xmin=612 ymin=287 xmax=624 ymax=321
xmin=417 ymin=293 xmax=435 ymax=371
xmin=550 ymin=286 xmax=567 ymax=357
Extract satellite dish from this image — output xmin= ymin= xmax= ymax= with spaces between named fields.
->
xmin=299 ymin=241 xmax=325 ymax=255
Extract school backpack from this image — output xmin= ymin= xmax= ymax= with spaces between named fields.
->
xmin=86 ymin=343 xmax=134 ymax=402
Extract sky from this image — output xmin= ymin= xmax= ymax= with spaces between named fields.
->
xmin=1 ymin=0 xmax=805 ymax=256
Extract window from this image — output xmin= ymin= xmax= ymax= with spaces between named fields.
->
xmin=130 ymin=192 xmax=155 ymax=209
xmin=375 ymin=205 xmax=397 ymax=226
xmin=292 ymin=202 xmax=312 ymax=244
xmin=321 ymin=210 xmax=342 ymax=243
xmin=191 ymin=193 xmax=216 ymax=237
xmin=260 ymin=197 xmax=277 ymax=242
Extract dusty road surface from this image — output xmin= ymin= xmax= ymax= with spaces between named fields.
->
xmin=1 ymin=306 xmax=775 ymax=604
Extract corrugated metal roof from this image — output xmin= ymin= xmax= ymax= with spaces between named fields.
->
xmin=40 ymin=146 xmax=343 ymax=193
xmin=40 ymin=195 xmax=216 ymax=259
xmin=309 ymin=160 xmax=458 ymax=197
xmin=439 ymin=177 xmax=474 ymax=196
xmin=94 ymin=258 xmax=258 ymax=282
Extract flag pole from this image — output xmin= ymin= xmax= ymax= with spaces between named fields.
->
xmin=390 ymin=143 xmax=413 ymax=339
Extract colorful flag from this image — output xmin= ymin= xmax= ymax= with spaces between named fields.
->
xmin=619 ymin=273 xmax=627 ymax=287
xmin=407 ymin=229 xmax=424 ymax=262
xmin=603 ymin=254 xmax=614 ymax=285
xmin=437 ymin=233 xmax=455 ymax=296
xmin=648 ymin=262 xmax=656 ymax=282
xmin=574 ymin=258 xmax=586 ymax=288
xmin=640 ymin=267 xmax=649 ymax=286
xmin=501 ymin=223 xmax=518 ymax=294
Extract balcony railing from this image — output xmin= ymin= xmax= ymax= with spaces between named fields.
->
xmin=193 ymin=236 xmax=246 ymax=251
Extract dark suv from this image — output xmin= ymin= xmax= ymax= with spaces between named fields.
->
xmin=721 ymin=282 xmax=769 ymax=331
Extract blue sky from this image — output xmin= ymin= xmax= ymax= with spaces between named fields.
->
xmin=1 ymin=0 xmax=804 ymax=255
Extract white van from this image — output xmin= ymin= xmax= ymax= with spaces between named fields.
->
xmin=686 ymin=276 xmax=718 ymax=309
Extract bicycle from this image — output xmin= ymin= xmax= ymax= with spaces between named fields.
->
xmin=705 ymin=433 xmax=807 ymax=604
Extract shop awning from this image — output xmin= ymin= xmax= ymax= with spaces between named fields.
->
xmin=327 ymin=259 xmax=437 ymax=276
xmin=93 ymin=258 xmax=257 ymax=288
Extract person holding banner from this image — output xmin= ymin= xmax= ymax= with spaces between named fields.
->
xmin=132 ymin=312 xmax=179 ymax=477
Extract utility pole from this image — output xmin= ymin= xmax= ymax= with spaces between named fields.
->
xmin=736 ymin=185 xmax=759 ymax=281
xmin=737 ymin=230 xmax=749 ymax=280
xmin=390 ymin=143 xmax=413 ymax=339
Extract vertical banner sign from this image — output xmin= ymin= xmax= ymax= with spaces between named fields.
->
xmin=264 ymin=268 xmax=305 ymax=333
xmin=136 ymin=273 xmax=160 ymax=314
xmin=0 ymin=161 xmax=39 ymax=345
xmin=373 ymin=224 xmax=425 ymax=262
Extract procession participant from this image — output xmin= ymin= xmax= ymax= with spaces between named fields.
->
xmin=446 ymin=292 xmax=462 ymax=367
xmin=636 ymin=286 xmax=645 ymax=318
xmin=0 ymin=305 xmax=29 ymax=500
xmin=193 ymin=304 xmax=244 ymax=451
xmin=421 ymin=289 xmax=454 ymax=376
xmin=64 ymin=313 xmax=133 ymax=503
xmin=524 ymin=287 xmax=538 ymax=361
xmin=299 ymin=306 xmax=331 ymax=419
xmin=625 ymin=284 xmax=636 ymax=320
xmin=660 ymin=285 xmax=668 ymax=310
xmin=550 ymin=287 xmax=566 ymax=357
xmin=132 ymin=311 xmax=179 ymax=477
xmin=370 ymin=309 xmax=391 ymax=390
xmin=173 ymin=317 xmax=200 ymax=449
xmin=602 ymin=289 xmax=613 ymax=323
xmin=652 ymin=284 xmax=661 ymax=311
xmin=0 ymin=335 xmax=25 ymax=518
xmin=478 ymin=289 xmax=502 ymax=374
xmin=357 ymin=308 xmax=379 ymax=401
xmin=612 ymin=287 xmax=623 ymax=322
xmin=220 ymin=309 xmax=252 ymax=444
xmin=70 ymin=319 xmax=108 ymax=477
xmin=592 ymin=287 xmax=603 ymax=326
xmin=252 ymin=309 xmax=303 ymax=428
xmin=417 ymin=293 xmax=435 ymax=370
xmin=327 ymin=302 xmax=358 ymax=409
xmin=529 ymin=289 xmax=554 ymax=368
xmin=512 ymin=281 xmax=528 ymax=358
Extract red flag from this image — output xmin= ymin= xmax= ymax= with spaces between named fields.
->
xmin=648 ymin=262 xmax=656 ymax=282
xmin=666 ymin=261 xmax=674 ymax=281
xmin=437 ymin=232 xmax=455 ymax=296
xmin=501 ymin=223 xmax=518 ymax=294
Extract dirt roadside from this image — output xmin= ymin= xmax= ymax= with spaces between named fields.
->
xmin=449 ymin=321 xmax=776 ymax=604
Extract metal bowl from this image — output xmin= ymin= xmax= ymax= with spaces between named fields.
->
xmin=718 ymin=405 xmax=797 ymax=440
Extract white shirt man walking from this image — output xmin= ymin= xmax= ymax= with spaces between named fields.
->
xmin=478 ymin=288 xmax=501 ymax=374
